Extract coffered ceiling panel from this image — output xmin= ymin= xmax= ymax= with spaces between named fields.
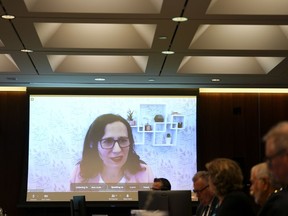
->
xmin=48 ymin=55 xmax=148 ymax=74
xmin=34 ymin=23 xmax=156 ymax=49
xmin=206 ymin=0 xmax=288 ymax=15
xmin=178 ymin=57 xmax=285 ymax=74
xmin=190 ymin=25 xmax=288 ymax=50
xmin=24 ymin=0 xmax=163 ymax=14
xmin=0 ymin=0 xmax=288 ymax=87
xmin=0 ymin=54 xmax=20 ymax=72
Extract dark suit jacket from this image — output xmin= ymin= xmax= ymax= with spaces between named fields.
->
xmin=196 ymin=196 xmax=219 ymax=216
xmin=216 ymin=191 xmax=256 ymax=216
xmin=257 ymin=187 xmax=288 ymax=216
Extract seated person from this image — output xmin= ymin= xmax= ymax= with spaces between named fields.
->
xmin=250 ymin=162 xmax=282 ymax=216
xmin=151 ymin=178 xmax=171 ymax=190
xmin=192 ymin=171 xmax=219 ymax=216
xmin=206 ymin=158 xmax=256 ymax=216
xmin=250 ymin=162 xmax=280 ymax=206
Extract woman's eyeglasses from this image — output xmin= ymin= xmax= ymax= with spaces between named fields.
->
xmin=98 ymin=137 xmax=130 ymax=149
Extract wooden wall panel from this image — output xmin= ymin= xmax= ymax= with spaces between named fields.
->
xmin=198 ymin=93 xmax=260 ymax=184
xmin=258 ymin=94 xmax=288 ymax=157
xmin=259 ymin=94 xmax=288 ymax=134
xmin=1 ymin=91 xmax=288 ymax=216
xmin=0 ymin=91 xmax=27 ymax=216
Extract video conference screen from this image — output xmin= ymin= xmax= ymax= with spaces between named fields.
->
xmin=27 ymin=94 xmax=197 ymax=202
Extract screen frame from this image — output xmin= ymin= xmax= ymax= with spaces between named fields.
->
xmin=19 ymin=87 xmax=199 ymax=208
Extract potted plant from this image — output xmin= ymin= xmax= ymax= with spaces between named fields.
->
xmin=127 ymin=109 xmax=136 ymax=126
xmin=166 ymin=133 xmax=172 ymax=144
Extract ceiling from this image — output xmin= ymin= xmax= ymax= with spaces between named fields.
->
xmin=1 ymin=0 xmax=288 ymax=88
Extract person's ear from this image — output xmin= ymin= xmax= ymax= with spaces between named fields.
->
xmin=260 ymin=177 xmax=269 ymax=191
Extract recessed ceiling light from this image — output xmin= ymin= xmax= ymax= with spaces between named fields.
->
xmin=211 ymin=78 xmax=221 ymax=82
xmin=158 ymin=36 xmax=167 ymax=40
xmin=172 ymin=17 xmax=188 ymax=22
xmin=1 ymin=15 xmax=15 ymax=20
xmin=161 ymin=51 xmax=175 ymax=55
xmin=6 ymin=77 xmax=17 ymax=81
xmin=21 ymin=49 xmax=33 ymax=53
xmin=94 ymin=78 xmax=106 ymax=81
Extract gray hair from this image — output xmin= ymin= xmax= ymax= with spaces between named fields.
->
xmin=251 ymin=162 xmax=281 ymax=189
xmin=263 ymin=121 xmax=288 ymax=152
xmin=251 ymin=162 xmax=270 ymax=180
xmin=192 ymin=171 xmax=209 ymax=183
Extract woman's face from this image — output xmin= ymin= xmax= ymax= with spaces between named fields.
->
xmin=98 ymin=121 xmax=130 ymax=169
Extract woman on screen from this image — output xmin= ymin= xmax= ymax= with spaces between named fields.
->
xmin=70 ymin=113 xmax=154 ymax=186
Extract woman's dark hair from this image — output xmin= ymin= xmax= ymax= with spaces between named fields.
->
xmin=79 ymin=113 xmax=143 ymax=179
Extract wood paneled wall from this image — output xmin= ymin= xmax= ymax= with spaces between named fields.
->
xmin=0 ymin=91 xmax=27 ymax=216
xmin=1 ymin=91 xmax=288 ymax=216
xmin=198 ymin=93 xmax=260 ymax=181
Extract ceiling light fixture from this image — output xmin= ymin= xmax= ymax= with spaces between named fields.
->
xmin=21 ymin=49 xmax=33 ymax=53
xmin=1 ymin=14 xmax=15 ymax=20
xmin=211 ymin=78 xmax=220 ymax=82
xmin=162 ymin=51 xmax=175 ymax=55
xmin=172 ymin=17 xmax=188 ymax=22
xmin=6 ymin=77 xmax=17 ymax=81
xmin=158 ymin=36 xmax=167 ymax=40
xmin=94 ymin=78 xmax=106 ymax=81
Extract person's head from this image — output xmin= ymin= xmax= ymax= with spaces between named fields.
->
xmin=152 ymin=178 xmax=171 ymax=190
xmin=250 ymin=162 xmax=277 ymax=206
xmin=79 ymin=114 xmax=142 ymax=179
xmin=192 ymin=171 xmax=215 ymax=206
xmin=263 ymin=121 xmax=288 ymax=185
xmin=205 ymin=158 xmax=243 ymax=199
